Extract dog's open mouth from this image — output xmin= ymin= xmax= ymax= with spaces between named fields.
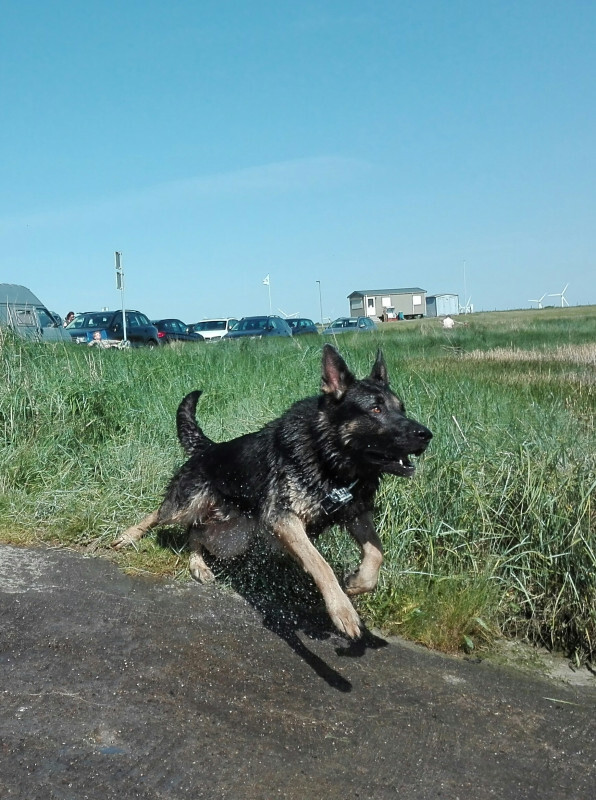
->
xmin=366 ymin=450 xmax=419 ymax=477
xmin=386 ymin=454 xmax=417 ymax=477
xmin=392 ymin=455 xmax=417 ymax=477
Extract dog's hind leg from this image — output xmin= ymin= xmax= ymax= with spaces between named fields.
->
xmin=112 ymin=509 xmax=160 ymax=550
xmin=188 ymin=525 xmax=216 ymax=584
xmin=344 ymin=512 xmax=383 ymax=596
xmin=188 ymin=514 xmax=256 ymax=583
xmin=273 ymin=513 xmax=362 ymax=639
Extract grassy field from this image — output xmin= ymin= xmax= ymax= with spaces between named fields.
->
xmin=1 ymin=305 xmax=594 ymax=659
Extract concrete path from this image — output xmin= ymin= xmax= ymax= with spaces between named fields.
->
xmin=1 ymin=543 xmax=595 ymax=799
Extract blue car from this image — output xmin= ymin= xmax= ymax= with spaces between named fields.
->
xmin=66 ymin=310 xmax=159 ymax=347
xmin=287 ymin=318 xmax=319 ymax=335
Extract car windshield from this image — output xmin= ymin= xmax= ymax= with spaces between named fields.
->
xmin=330 ymin=318 xmax=358 ymax=329
xmin=37 ymin=308 xmax=56 ymax=328
xmin=235 ymin=317 xmax=268 ymax=332
xmin=67 ymin=312 xmax=114 ymax=329
xmin=193 ymin=320 xmax=227 ymax=332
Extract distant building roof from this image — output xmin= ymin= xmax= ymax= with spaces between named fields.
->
xmin=348 ymin=288 xmax=426 ymax=298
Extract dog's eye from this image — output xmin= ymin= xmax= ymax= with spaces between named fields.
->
xmin=370 ymin=397 xmax=385 ymax=414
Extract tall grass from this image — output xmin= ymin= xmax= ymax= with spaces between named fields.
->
xmin=1 ymin=308 xmax=594 ymax=658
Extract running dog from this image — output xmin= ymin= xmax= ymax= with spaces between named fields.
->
xmin=114 ymin=345 xmax=432 ymax=638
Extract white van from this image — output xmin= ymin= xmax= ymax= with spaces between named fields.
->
xmin=0 ymin=284 xmax=71 ymax=342
xmin=187 ymin=318 xmax=239 ymax=341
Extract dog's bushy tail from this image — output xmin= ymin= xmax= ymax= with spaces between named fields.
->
xmin=176 ymin=391 xmax=213 ymax=456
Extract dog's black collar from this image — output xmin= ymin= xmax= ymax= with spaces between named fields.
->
xmin=321 ymin=480 xmax=358 ymax=515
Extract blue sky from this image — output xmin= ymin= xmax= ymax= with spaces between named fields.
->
xmin=2 ymin=1 xmax=594 ymax=323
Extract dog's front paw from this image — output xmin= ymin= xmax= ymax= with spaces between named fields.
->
xmin=328 ymin=596 xmax=362 ymax=639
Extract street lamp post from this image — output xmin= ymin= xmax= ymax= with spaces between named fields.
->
xmin=115 ymin=251 xmax=127 ymax=343
xmin=316 ymin=280 xmax=323 ymax=327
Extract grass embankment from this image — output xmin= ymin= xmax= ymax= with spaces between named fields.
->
xmin=0 ymin=306 xmax=594 ymax=659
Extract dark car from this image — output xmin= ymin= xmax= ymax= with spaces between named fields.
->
xmin=323 ymin=316 xmax=378 ymax=334
xmin=223 ymin=315 xmax=292 ymax=340
xmin=65 ymin=310 xmax=159 ymax=347
xmin=286 ymin=317 xmax=319 ymax=336
xmin=151 ymin=319 xmax=204 ymax=345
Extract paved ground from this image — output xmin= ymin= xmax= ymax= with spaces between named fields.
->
xmin=1 ymin=543 xmax=595 ymax=799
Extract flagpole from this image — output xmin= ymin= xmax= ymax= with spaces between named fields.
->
xmin=263 ymin=274 xmax=272 ymax=314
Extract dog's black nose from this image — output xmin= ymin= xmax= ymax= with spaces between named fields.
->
xmin=415 ymin=426 xmax=433 ymax=441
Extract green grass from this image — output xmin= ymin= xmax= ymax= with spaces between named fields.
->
xmin=1 ymin=307 xmax=595 ymax=658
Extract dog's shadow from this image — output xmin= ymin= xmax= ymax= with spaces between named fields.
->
xmin=157 ymin=530 xmax=387 ymax=693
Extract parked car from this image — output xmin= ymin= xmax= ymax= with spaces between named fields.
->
xmin=286 ymin=317 xmax=319 ymax=335
xmin=0 ymin=284 xmax=71 ymax=343
xmin=323 ymin=316 xmax=378 ymax=334
xmin=223 ymin=315 xmax=292 ymax=340
xmin=188 ymin=318 xmax=239 ymax=341
xmin=65 ymin=310 xmax=159 ymax=347
xmin=151 ymin=318 xmax=204 ymax=344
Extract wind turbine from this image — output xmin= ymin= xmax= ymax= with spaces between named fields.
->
xmin=529 ymin=293 xmax=546 ymax=309
xmin=276 ymin=307 xmax=299 ymax=318
xmin=548 ymin=284 xmax=569 ymax=307
xmin=459 ymin=296 xmax=473 ymax=314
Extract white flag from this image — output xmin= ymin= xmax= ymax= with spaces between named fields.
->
xmin=262 ymin=274 xmax=270 ymax=286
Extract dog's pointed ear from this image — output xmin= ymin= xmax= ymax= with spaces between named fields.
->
xmin=370 ymin=349 xmax=389 ymax=385
xmin=321 ymin=344 xmax=355 ymax=399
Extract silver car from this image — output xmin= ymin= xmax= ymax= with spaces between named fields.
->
xmin=223 ymin=315 xmax=292 ymax=339
xmin=323 ymin=316 xmax=378 ymax=334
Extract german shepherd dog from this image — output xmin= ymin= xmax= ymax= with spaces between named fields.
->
xmin=114 ymin=345 xmax=432 ymax=639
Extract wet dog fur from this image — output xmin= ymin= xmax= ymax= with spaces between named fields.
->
xmin=114 ymin=345 xmax=432 ymax=638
